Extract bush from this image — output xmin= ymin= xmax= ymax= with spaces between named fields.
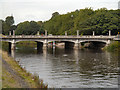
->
xmin=106 ymin=41 xmax=120 ymax=52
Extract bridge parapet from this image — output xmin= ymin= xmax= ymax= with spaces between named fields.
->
xmin=1 ymin=34 xmax=119 ymax=51
xmin=1 ymin=35 xmax=116 ymax=39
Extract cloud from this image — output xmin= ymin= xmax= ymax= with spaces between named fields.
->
xmin=0 ymin=0 xmax=119 ymax=24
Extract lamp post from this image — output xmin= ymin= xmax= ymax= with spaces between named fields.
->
xmin=109 ymin=30 xmax=111 ymax=36
xmin=77 ymin=30 xmax=79 ymax=37
xmin=93 ymin=31 xmax=95 ymax=36
xmin=37 ymin=31 xmax=40 ymax=35
xmin=13 ymin=30 xmax=15 ymax=36
xmin=9 ymin=31 xmax=11 ymax=36
xmin=65 ymin=31 xmax=67 ymax=36
xmin=45 ymin=30 xmax=47 ymax=36
xmin=71 ymin=15 xmax=73 ymax=35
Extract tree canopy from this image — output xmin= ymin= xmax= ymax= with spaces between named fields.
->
xmin=44 ymin=8 xmax=119 ymax=35
xmin=15 ymin=21 xmax=40 ymax=35
xmin=1 ymin=16 xmax=15 ymax=35
xmin=1 ymin=8 xmax=119 ymax=35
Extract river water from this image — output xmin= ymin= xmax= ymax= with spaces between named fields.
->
xmin=10 ymin=45 xmax=119 ymax=88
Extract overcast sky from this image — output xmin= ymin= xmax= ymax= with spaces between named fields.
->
xmin=0 ymin=0 xmax=119 ymax=24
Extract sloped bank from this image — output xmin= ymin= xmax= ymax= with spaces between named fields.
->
xmin=103 ymin=41 xmax=120 ymax=52
xmin=1 ymin=50 xmax=48 ymax=88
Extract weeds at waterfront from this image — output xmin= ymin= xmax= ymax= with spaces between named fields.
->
xmin=104 ymin=41 xmax=120 ymax=52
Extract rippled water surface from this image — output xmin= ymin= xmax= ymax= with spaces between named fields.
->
xmin=12 ymin=46 xmax=119 ymax=88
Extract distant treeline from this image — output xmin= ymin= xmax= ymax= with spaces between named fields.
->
xmin=1 ymin=8 xmax=120 ymax=35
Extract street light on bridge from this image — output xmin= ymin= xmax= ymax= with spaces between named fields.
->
xmin=37 ymin=31 xmax=40 ymax=35
xmin=93 ymin=31 xmax=95 ymax=36
xmin=109 ymin=30 xmax=111 ymax=36
xmin=77 ymin=30 xmax=79 ymax=36
xmin=13 ymin=30 xmax=15 ymax=36
xmin=71 ymin=14 xmax=74 ymax=35
xmin=45 ymin=30 xmax=47 ymax=36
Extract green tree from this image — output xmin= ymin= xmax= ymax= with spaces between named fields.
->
xmin=37 ymin=21 xmax=44 ymax=34
xmin=51 ymin=12 xmax=60 ymax=18
xmin=5 ymin=16 xmax=14 ymax=26
xmin=1 ymin=16 xmax=15 ymax=35
xmin=15 ymin=21 xmax=40 ymax=35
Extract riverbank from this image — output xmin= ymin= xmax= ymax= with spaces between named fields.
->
xmin=1 ymin=50 xmax=48 ymax=88
xmin=103 ymin=41 xmax=120 ymax=52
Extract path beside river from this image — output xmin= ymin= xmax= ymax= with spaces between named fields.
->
xmin=1 ymin=50 xmax=47 ymax=88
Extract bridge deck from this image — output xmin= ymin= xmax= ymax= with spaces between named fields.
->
xmin=1 ymin=35 xmax=116 ymax=39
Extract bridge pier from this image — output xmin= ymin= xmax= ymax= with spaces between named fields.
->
xmin=43 ymin=39 xmax=48 ymax=49
xmin=106 ymin=40 xmax=111 ymax=47
xmin=74 ymin=39 xmax=82 ymax=49
xmin=11 ymin=43 xmax=16 ymax=50
xmin=74 ymin=42 xmax=82 ymax=49
xmin=37 ymin=42 xmax=43 ymax=51
xmin=43 ymin=43 xmax=48 ymax=49
xmin=74 ymin=43 xmax=79 ymax=49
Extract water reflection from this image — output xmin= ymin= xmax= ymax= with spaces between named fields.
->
xmin=43 ymin=49 xmax=47 ymax=60
xmin=11 ymin=50 xmax=15 ymax=58
xmin=74 ymin=49 xmax=79 ymax=64
xmin=11 ymin=45 xmax=119 ymax=88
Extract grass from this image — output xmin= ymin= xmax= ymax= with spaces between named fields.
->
xmin=1 ymin=50 xmax=48 ymax=88
xmin=2 ymin=68 xmax=20 ymax=88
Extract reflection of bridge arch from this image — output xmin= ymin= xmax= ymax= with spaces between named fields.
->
xmin=80 ymin=40 xmax=108 ymax=48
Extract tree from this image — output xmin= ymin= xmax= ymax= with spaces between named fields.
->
xmin=44 ymin=8 xmax=119 ymax=35
xmin=37 ymin=21 xmax=44 ymax=34
xmin=2 ymin=16 xmax=15 ymax=35
xmin=51 ymin=12 xmax=59 ymax=18
xmin=15 ymin=21 xmax=40 ymax=35
xmin=5 ymin=16 xmax=14 ymax=26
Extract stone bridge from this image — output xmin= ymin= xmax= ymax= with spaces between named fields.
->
xmin=1 ymin=30 xmax=119 ymax=50
xmin=1 ymin=35 xmax=117 ymax=50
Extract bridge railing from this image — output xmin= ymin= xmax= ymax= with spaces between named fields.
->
xmin=2 ymin=35 xmax=116 ymax=38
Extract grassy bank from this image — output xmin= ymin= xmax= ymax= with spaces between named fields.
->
xmin=2 ymin=41 xmax=37 ymax=51
xmin=104 ymin=41 xmax=120 ymax=52
xmin=1 ymin=50 xmax=48 ymax=88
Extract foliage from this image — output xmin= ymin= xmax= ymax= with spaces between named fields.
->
xmin=5 ymin=16 xmax=14 ymax=26
xmin=15 ymin=21 xmax=40 ymax=35
xmin=44 ymin=8 xmax=120 ymax=35
xmin=52 ymin=12 xmax=60 ymax=18
xmin=1 ymin=8 xmax=119 ymax=35
xmin=37 ymin=21 xmax=44 ymax=34
xmin=1 ymin=16 xmax=16 ymax=35
xmin=105 ymin=41 xmax=120 ymax=52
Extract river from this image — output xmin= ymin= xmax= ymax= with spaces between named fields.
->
xmin=9 ymin=45 xmax=119 ymax=88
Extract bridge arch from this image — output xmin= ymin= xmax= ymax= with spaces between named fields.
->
xmin=15 ymin=40 xmax=44 ymax=43
xmin=47 ymin=40 xmax=77 ymax=49
xmin=79 ymin=40 xmax=108 ymax=48
xmin=79 ymin=40 xmax=108 ymax=44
